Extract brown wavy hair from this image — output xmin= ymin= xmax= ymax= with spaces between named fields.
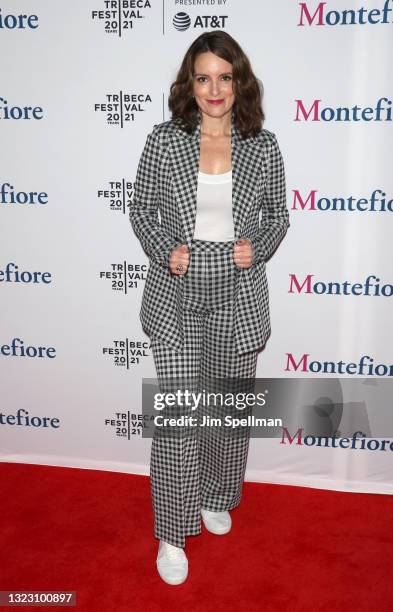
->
xmin=168 ymin=30 xmax=265 ymax=139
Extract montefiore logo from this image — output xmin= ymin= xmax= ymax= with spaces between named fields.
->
xmin=285 ymin=354 xmax=393 ymax=376
xmin=172 ymin=12 xmax=228 ymax=31
xmin=291 ymin=189 xmax=392 ymax=212
xmin=288 ymin=274 xmax=393 ymax=297
xmin=1 ymin=182 xmax=48 ymax=206
xmin=0 ymin=263 xmax=52 ymax=284
xmin=0 ymin=338 xmax=56 ymax=358
xmin=0 ymin=97 xmax=43 ymax=120
xmin=281 ymin=429 xmax=393 ymax=452
xmin=294 ymin=98 xmax=391 ymax=122
xmin=0 ymin=408 xmax=60 ymax=429
xmin=0 ymin=8 xmax=39 ymax=29
xmin=298 ymin=1 xmax=393 ymax=26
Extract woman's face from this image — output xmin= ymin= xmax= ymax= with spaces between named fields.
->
xmin=192 ymin=51 xmax=235 ymax=120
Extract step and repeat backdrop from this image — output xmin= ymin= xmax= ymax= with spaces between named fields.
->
xmin=1 ymin=1 xmax=392 ymax=493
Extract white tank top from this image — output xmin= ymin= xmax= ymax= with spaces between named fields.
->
xmin=193 ymin=169 xmax=234 ymax=241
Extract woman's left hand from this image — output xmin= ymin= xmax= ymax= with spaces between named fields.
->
xmin=233 ymin=237 xmax=254 ymax=269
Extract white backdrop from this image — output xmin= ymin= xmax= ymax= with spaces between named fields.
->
xmin=1 ymin=1 xmax=392 ymax=494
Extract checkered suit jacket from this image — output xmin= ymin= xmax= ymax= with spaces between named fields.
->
xmin=129 ymin=110 xmax=290 ymax=354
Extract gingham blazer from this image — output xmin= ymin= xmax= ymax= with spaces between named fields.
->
xmin=129 ymin=110 xmax=290 ymax=354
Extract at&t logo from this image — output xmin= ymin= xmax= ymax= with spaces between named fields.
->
xmin=173 ymin=12 xmax=228 ymax=31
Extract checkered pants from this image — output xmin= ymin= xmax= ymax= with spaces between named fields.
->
xmin=149 ymin=238 xmax=258 ymax=548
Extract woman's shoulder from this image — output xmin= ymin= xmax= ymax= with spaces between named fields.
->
xmin=147 ymin=118 xmax=183 ymax=147
xmin=251 ymin=128 xmax=283 ymax=156
xmin=151 ymin=118 xmax=182 ymax=136
xmin=256 ymin=128 xmax=279 ymax=145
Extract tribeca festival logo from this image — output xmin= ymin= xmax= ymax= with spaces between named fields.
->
xmin=173 ymin=11 xmax=228 ymax=31
xmin=291 ymin=188 xmax=393 ymax=213
xmin=94 ymin=91 xmax=152 ymax=127
xmin=98 ymin=178 xmax=133 ymax=213
xmin=298 ymin=0 xmax=393 ymax=26
xmin=0 ymin=8 xmax=39 ymax=29
xmin=0 ymin=263 xmax=52 ymax=285
xmin=99 ymin=262 xmax=147 ymax=292
xmin=0 ymin=409 xmax=60 ymax=429
xmin=91 ymin=0 xmax=152 ymax=36
xmin=288 ymin=274 xmax=393 ymax=297
xmin=285 ymin=354 xmax=393 ymax=376
xmin=0 ymin=97 xmax=43 ymax=121
xmin=294 ymin=97 xmax=392 ymax=122
xmin=105 ymin=411 xmax=154 ymax=438
xmin=0 ymin=182 xmax=48 ymax=206
xmin=1 ymin=338 xmax=56 ymax=359
xmin=102 ymin=338 xmax=150 ymax=367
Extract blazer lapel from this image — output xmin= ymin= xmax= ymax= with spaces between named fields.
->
xmin=169 ymin=109 xmax=264 ymax=245
xmin=230 ymin=110 xmax=266 ymax=239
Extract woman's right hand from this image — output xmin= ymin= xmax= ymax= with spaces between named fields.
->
xmin=169 ymin=244 xmax=190 ymax=275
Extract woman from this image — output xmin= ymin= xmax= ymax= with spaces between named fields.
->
xmin=129 ymin=30 xmax=290 ymax=585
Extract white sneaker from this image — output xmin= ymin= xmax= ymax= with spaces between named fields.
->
xmin=156 ymin=540 xmax=188 ymax=585
xmin=201 ymin=508 xmax=232 ymax=535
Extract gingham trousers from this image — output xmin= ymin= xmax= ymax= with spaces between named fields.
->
xmin=149 ymin=238 xmax=258 ymax=548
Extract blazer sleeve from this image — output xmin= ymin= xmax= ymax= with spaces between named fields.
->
xmin=246 ymin=132 xmax=290 ymax=265
xmin=128 ymin=127 xmax=183 ymax=268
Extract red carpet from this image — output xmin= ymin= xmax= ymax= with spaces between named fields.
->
xmin=1 ymin=462 xmax=392 ymax=611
